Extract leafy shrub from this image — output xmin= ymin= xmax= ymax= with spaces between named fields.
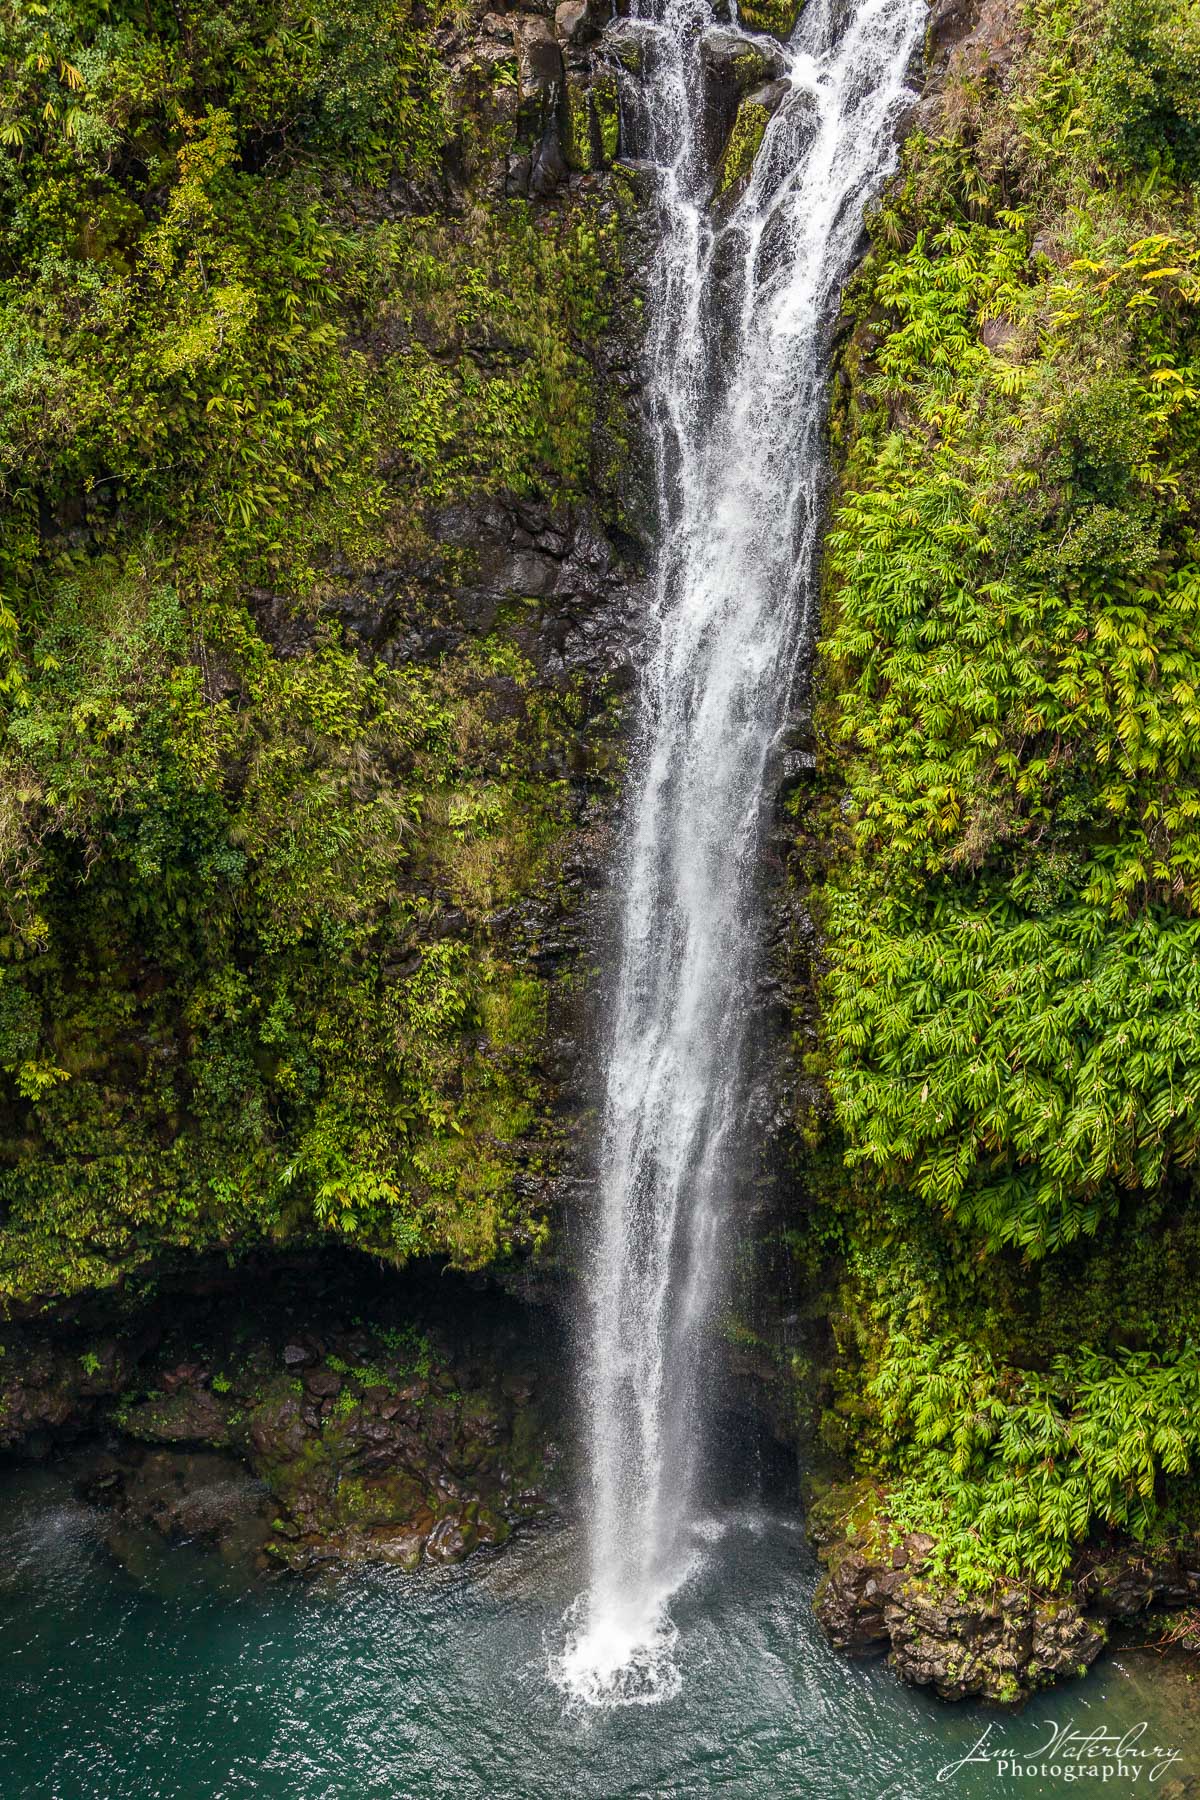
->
xmin=873 ymin=1335 xmax=1200 ymax=1588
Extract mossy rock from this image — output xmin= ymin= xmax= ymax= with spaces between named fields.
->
xmin=118 ymin=1387 xmax=233 ymax=1448
xmin=609 ymin=29 xmax=642 ymax=74
xmin=595 ymin=73 xmax=620 ymax=164
xmin=561 ymin=69 xmax=620 ymax=170
xmin=714 ymin=97 xmax=771 ymax=201
xmin=803 ymin=1474 xmax=887 ymax=1553
xmin=738 ymin=0 xmax=805 ymax=39
xmin=699 ymin=30 xmax=785 ymax=92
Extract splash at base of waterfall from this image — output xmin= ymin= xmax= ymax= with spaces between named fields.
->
xmin=549 ymin=1590 xmax=684 ymax=1709
xmin=551 ymin=1516 xmax=741 ymax=1704
xmin=550 ymin=1519 xmax=735 ymax=1704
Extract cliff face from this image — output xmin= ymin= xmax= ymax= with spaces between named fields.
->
xmin=4 ymin=0 xmax=1200 ymax=1698
xmin=762 ymin=0 xmax=1200 ymax=1699
xmin=0 ymin=0 xmax=648 ymax=1309
xmin=0 ymin=1254 xmax=563 ymax=1574
xmin=0 ymin=0 xmax=653 ymax=1572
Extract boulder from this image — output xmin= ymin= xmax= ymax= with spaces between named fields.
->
xmin=883 ymin=1584 xmax=1107 ymax=1704
xmin=811 ymin=1482 xmax=1200 ymax=1703
xmin=529 ymin=122 xmax=568 ymax=195
xmin=700 ymin=27 xmax=787 ymax=165
xmin=812 ymin=1545 xmax=896 ymax=1656
xmin=120 ymin=1386 xmax=233 ymax=1448
xmin=84 ymin=1446 xmax=274 ymax=1562
xmin=513 ymin=13 xmax=564 ymax=108
xmin=711 ymin=89 xmax=777 ymax=207
xmin=425 ymin=1511 xmax=480 ymax=1563
xmin=736 ymin=0 xmax=805 ymax=39
xmin=554 ymin=0 xmax=609 ymax=49
xmin=699 ymin=26 xmax=787 ymax=89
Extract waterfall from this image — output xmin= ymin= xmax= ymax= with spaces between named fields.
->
xmin=553 ymin=0 xmax=924 ymax=1706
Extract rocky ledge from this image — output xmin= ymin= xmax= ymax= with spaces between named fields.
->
xmin=808 ymin=1480 xmax=1200 ymax=1704
xmin=0 ymin=1258 xmax=560 ymax=1578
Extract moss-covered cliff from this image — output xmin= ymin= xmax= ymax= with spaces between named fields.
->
xmin=774 ymin=0 xmax=1200 ymax=1677
xmin=0 ymin=0 xmax=642 ymax=1308
xmin=4 ymin=0 xmax=1200 ymax=1697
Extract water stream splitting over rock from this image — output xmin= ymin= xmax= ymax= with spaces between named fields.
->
xmin=553 ymin=0 xmax=925 ymax=1707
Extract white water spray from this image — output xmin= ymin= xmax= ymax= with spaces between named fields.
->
xmin=554 ymin=0 xmax=924 ymax=1706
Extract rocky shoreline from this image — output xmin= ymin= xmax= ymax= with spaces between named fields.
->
xmin=806 ymin=1477 xmax=1200 ymax=1704
xmin=3 ymin=1257 xmax=1199 ymax=1707
xmin=0 ymin=1259 xmax=561 ymax=1581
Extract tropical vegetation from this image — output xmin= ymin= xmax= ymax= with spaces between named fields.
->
xmin=806 ymin=0 xmax=1200 ymax=1586
xmin=0 ymin=0 xmax=621 ymax=1302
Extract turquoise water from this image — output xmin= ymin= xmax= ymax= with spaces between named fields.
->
xmin=2 ymin=1466 xmax=1195 ymax=1799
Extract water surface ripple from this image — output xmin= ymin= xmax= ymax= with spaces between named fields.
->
xmin=2 ymin=1469 xmax=1193 ymax=1800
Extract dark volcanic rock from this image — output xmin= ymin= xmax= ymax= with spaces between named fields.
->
xmin=529 ymin=121 xmax=569 ymax=194
xmin=308 ymin=494 xmax=646 ymax=692
xmin=555 ymin=0 xmax=609 ymax=48
xmin=700 ymin=26 xmax=787 ymax=87
xmin=809 ymin=1480 xmax=1200 ymax=1703
xmin=95 ymin=1448 xmax=274 ymax=1554
xmin=122 ymin=1386 xmax=234 ymax=1448
xmin=812 ymin=1540 xmax=896 ymax=1656
xmin=0 ymin=1265 xmax=562 ymax=1580
xmin=699 ymin=27 xmax=787 ymax=165
xmin=0 ymin=1336 xmax=132 ymax=1447
xmin=882 ymin=1582 xmax=1107 ymax=1703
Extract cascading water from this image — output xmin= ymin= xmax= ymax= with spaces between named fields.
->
xmin=553 ymin=0 xmax=924 ymax=1706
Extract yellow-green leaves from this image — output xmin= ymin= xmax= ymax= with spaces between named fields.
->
xmin=874 ymin=1335 xmax=1200 ymax=1588
xmin=820 ymin=109 xmax=1200 ymax=1257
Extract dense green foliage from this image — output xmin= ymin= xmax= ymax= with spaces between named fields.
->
xmin=0 ymin=0 xmax=622 ymax=1303
xmin=12 ymin=0 xmax=1198 ymax=1618
xmin=874 ymin=1335 xmax=1200 ymax=1588
xmin=805 ymin=0 xmax=1200 ymax=1587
